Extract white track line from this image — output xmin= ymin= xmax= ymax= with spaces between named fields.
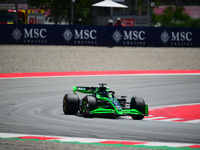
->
xmin=184 ymin=119 xmax=200 ymax=123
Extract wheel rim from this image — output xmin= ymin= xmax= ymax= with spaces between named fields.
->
xmin=82 ymin=100 xmax=88 ymax=117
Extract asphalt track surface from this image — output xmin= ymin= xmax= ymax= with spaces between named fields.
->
xmin=0 ymin=75 xmax=200 ymax=145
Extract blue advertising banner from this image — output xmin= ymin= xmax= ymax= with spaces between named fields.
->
xmin=0 ymin=24 xmax=199 ymax=47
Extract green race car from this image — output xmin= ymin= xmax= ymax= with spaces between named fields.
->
xmin=63 ymin=83 xmax=148 ymax=120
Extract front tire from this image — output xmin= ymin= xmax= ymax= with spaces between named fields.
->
xmin=130 ymin=97 xmax=145 ymax=120
xmin=82 ymin=96 xmax=97 ymax=118
xmin=63 ymin=94 xmax=79 ymax=115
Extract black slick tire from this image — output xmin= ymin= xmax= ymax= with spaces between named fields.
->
xmin=82 ymin=96 xmax=97 ymax=118
xmin=63 ymin=94 xmax=79 ymax=115
xmin=130 ymin=97 xmax=145 ymax=120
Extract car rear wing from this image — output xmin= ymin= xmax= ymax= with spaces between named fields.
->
xmin=73 ymin=86 xmax=97 ymax=94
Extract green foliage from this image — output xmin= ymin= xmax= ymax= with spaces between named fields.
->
xmin=151 ymin=13 xmax=161 ymax=25
xmin=161 ymin=6 xmax=175 ymax=27
xmin=187 ymin=19 xmax=200 ymax=28
xmin=74 ymin=0 xmax=92 ymax=25
xmin=27 ymin=0 xmax=92 ymax=25
xmin=152 ymin=6 xmax=200 ymax=28
xmin=152 ymin=0 xmax=160 ymax=8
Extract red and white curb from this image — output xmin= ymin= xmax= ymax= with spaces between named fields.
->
xmin=0 ymin=70 xmax=200 ymax=79
xmin=0 ymin=133 xmax=200 ymax=149
xmin=144 ymin=103 xmax=200 ymax=124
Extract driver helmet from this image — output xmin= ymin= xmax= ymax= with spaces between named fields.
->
xmin=98 ymin=87 xmax=108 ymax=97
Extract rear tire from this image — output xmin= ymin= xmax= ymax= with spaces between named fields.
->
xmin=82 ymin=96 xmax=97 ymax=118
xmin=130 ymin=97 xmax=145 ymax=120
xmin=63 ymin=94 xmax=79 ymax=115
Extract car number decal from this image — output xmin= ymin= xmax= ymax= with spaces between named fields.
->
xmin=111 ymin=100 xmax=122 ymax=109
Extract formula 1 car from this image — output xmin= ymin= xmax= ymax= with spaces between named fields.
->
xmin=63 ymin=83 xmax=148 ymax=120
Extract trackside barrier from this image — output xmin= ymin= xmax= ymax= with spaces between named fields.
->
xmin=0 ymin=24 xmax=199 ymax=47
